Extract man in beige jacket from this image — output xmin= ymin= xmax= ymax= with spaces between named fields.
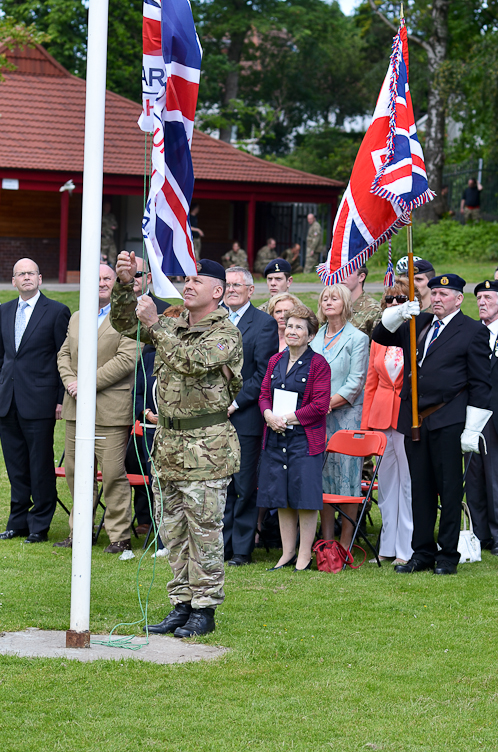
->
xmin=54 ymin=264 xmax=137 ymax=553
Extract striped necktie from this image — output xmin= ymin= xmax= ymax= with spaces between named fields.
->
xmin=15 ymin=301 xmax=29 ymax=351
xmin=427 ymin=319 xmax=442 ymax=350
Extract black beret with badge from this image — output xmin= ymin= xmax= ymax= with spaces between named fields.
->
xmin=428 ymin=274 xmax=466 ymax=293
xmin=413 ymin=259 xmax=435 ymax=274
xmin=195 ymin=259 xmax=226 ymax=281
xmin=474 ymin=279 xmax=498 ymax=296
xmin=264 ymin=258 xmax=292 ymax=277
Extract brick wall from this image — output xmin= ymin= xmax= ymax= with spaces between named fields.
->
xmin=0 ymin=237 xmax=80 ymax=281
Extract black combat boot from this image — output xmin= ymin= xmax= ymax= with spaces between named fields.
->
xmin=174 ymin=607 xmax=216 ymax=638
xmin=144 ymin=602 xmax=192 ymax=634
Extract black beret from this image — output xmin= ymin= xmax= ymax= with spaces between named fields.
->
xmin=474 ymin=279 xmax=498 ymax=295
xmin=428 ymin=274 xmax=466 ymax=293
xmin=195 ymin=259 xmax=226 ymax=281
xmin=413 ymin=259 xmax=435 ymax=274
xmin=264 ymin=258 xmax=292 ymax=277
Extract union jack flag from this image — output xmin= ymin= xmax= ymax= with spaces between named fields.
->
xmin=317 ymin=19 xmax=435 ymax=286
xmin=139 ymin=0 xmax=202 ymax=298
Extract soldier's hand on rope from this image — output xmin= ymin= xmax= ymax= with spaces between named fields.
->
xmin=116 ymin=250 xmax=137 ymax=284
xmin=136 ymin=294 xmax=159 ymax=328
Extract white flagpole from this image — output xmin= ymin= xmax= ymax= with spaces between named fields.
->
xmin=66 ymin=0 xmax=110 ymax=648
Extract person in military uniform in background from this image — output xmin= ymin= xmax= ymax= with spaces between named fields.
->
xmin=221 ymin=241 xmax=248 ymax=270
xmin=111 ymin=253 xmax=243 ymax=638
xmin=254 ymin=238 xmax=277 ymax=275
xmin=283 ymin=242 xmax=303 ymax=275
xmin=101 ymin=201 xmax=118 ymax=267
xmin=304 ymin=213 xmax=324 ymax=274
xmin=258 ymin=258 xmax=293 ymax=314
xmin=343 ymin=265 xmax=382 ymax=341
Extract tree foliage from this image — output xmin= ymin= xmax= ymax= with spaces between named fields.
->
xmin=0 ymin=13 xmax=50 ymax=79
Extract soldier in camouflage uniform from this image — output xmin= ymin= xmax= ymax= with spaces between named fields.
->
xmin=343 ymin=265 xmax=382 ymax=341
xmin=304 ymin=214 xmax=324 ymax=274
xmin=101 ymin=201 xmax=118 ymax=267
xmin=254 ymin=238 xmax=277 ymax=275
xmin=283 ymin=243 xmax=303 ymax=275
xmin=258 ymin=258 xmax=293 ymax=313
xmin=221 ymin=242 xmax=248 ymax=270
xmin=111 ymin=253 xmax=243 ymax=638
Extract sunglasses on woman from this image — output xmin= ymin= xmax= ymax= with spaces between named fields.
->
xmin=385 ymin=295 xmax=408 ymax=304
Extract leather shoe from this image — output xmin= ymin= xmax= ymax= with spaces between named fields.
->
xmin=24 ymin=532 xmax=48 ymax=543
xmin=53 ymin=536 xmax=72 ymax=548
xmin=267 ymin=554 xmax=297 ymax=571
xmin=104 ymin=538 xmax=131 ymax=554
xmin=490 ymin=542 xmax=498 ymax=556
xmin=174 ymin=607 xmax=215 ymax=638
xmin=0 ymin=528 xmax=29 ymax=540
xmin=144 ymin=603 xmax=192 ymax=634
xmin=294 ymin=559 xmax=312 ymax=572
xmin=434 ymin=561 xmax=457 ymax=575
xmin=480 ymin=537 xmax=495 ymax=551
xmin=227 ymin=554 xmax=251 ymax=566
xmin=395 ymin=558 xmax=433 ymax=573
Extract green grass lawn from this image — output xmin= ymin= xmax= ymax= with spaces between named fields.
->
xmin=0 ymin=281 xmax=497 ymax=751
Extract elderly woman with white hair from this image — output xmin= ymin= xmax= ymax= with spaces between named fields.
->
xmin=310 ymin=284 xmax=369 ymax=550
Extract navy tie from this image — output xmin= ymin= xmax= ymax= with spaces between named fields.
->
xmin=427 ymin=320 xmax=442 ymax=350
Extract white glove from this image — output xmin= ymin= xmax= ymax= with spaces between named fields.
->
xmin=460 ymin=406 xmax=493 ymax=454
xmin=381 ymin=300 xmax=420 ymax=333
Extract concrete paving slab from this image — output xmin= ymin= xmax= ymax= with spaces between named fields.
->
xmin=0 ymin=628 xmax=226 ymax=665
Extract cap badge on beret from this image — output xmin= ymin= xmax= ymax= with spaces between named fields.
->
xmin=440 ymin=276 xmax=449 ymax=285
xmin=486 ymin=280 xmax=491 ymax=289
xmin=275 ymin=263 xmax=280 ymax=272
xmin=197 ymin=261 xmax=203 ymax=272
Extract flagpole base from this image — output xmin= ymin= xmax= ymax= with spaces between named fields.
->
xmin=66 ymin=630 xmax=91 ymax=648
xmin=411 ymin=426 xmax=420 ymax=442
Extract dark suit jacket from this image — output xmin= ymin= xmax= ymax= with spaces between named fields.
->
xmin=489 ymin=335 xmax=498 ymax=435
xmin=230 ymin=303 xmax=279 ymax=436
xmin=0 ymin=292 xmax=71 ymax=419
xmin=373 ymin=310 xmax=492 ymax=436
xmin=147 ymin=290 xmax=170 ymax=314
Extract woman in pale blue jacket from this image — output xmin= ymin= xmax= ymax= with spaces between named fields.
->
xmin=311 ymin=284 xmax=369 ymax=549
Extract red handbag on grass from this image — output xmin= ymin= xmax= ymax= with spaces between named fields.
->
xmin=313 ymin=539 xmax=366 ymax=573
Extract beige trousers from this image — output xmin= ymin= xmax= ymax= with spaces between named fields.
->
xmin=65 ymin=421 xmax=132 ymax=543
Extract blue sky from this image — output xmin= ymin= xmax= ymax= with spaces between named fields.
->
xmin=338 ymin=0 xmax=359 ymax=15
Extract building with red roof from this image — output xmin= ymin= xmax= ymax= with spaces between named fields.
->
xmin=0 ymin=43 xmax=344 ymax=281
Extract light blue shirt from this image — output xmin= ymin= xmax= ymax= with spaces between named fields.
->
xmin=311 ymin=321 xmax=369 ymax=406
xmin=98 ymin=303 xmax=111 ymax=328
xmin=227 ymin=300 xmax=251 ymax=327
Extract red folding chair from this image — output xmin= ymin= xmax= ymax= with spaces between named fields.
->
xmin=322 ymin=430 xmax=387 ymax=568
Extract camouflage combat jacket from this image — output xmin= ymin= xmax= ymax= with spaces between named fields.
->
xmin=351 ymin=291 xmax=382 ymax=341
xmin=254 ymin=245 xmax=277 ymax=275
xmin=221 ymin=248 xmax=248 ymax=270
xmin=111 ymin=282 xmax=243 ymax=482
xmin=306 ymin=221 xmax=323 ymax=255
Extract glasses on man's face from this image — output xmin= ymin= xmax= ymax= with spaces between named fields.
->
xmin=385 ymin=295 xmax=408 ymax=304
xmin=226 ymin=282 xmax=248 ymax=290
xmin=15 ymin=271 xmax=37 ymax=278
xmin=134 ymin=271 xmax=145 ymax=278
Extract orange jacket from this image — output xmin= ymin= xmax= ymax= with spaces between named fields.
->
xmin=361 ymin=341 xmax=404 ymax=430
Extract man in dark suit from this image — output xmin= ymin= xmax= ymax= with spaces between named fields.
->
xmin=465 ymin=280 xmax=498 ymax=554
xmin=373 ymin=274 xmax=492 ymax=575
xmin=0 ymin=258 xmax=71 ymax=543
xmin=224 ymin=266 xmax=279 ymax=565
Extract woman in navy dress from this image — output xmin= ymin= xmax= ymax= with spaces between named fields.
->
xmin=257 ymin=305 xmax=331 ymax=571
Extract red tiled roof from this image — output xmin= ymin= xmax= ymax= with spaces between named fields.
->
xmin=0 ymin=44 xmax=343 ymax=188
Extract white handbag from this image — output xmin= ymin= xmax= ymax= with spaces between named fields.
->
xmin=457 ymin=502 xmax=481 ymax=563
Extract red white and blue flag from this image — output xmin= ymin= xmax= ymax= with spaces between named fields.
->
xmin=317 ymin=19 xmax=435 ymax=286
xmin=139 ymin=0 xmax=202 ymax=298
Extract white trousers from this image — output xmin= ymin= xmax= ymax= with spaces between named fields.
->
xmin=377 ymin=427 xmax=413 ymax=561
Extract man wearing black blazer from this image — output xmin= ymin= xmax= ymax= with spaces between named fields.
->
xmin=373 ymin=274 xmax=492 ymax=575
xmin=223 ymin=267 xmax=279 ymax=565
xmin=0 ymin=258 xmax=71 ymax=542
xmin=465 ymin=280 xmax=498 ymax=554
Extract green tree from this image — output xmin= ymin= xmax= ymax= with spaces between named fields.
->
xmin=0 ymin=14 xmax=50 ymax=79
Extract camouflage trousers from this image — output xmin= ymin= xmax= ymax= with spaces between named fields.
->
xmin=304 ymin=249 xmax=322 ymax=274
xmin=152 ymin=476 xmax=229 ymax=609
